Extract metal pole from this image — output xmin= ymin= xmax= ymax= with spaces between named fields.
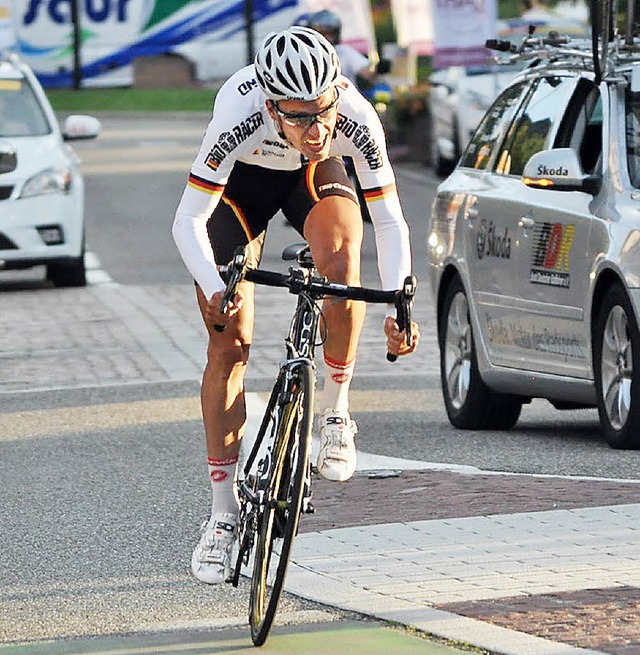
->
xmin=245 ymin=0 xmax=254 ymax=65
xmin=70 ymin=0 xmax=82 ymax=89
xmin=625 ymin=0 xmax=635 ymax=44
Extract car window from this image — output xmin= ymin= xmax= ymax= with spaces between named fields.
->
xmin=459 ymin=81 xmax=527 ymax=170
xmin=554 ymin=80 xmax=602 ymax=175
xmin=495 ymin=75 xmax=576 ymax=176
xmin=626 ymin=89 xmax=640 ymax=188
xmin=0 ymin=78 xmax=51 ymax=137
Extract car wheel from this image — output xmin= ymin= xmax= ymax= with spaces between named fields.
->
xmin=593 ymin=283 xmax=640 ymax=449
xmin=47 ymin=253 xmax=87 ymax=288
xmin=439 ymin=276 xmax=522 ymax=429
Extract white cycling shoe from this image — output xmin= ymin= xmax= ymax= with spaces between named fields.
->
xmin=191 ymin=512 xmax=237 ymax=584
xmin=316 ymin=409 xmax=358 ymax=482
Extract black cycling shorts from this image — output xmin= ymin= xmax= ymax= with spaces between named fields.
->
xmin=207 ymin=156 xmax=358 ymax=268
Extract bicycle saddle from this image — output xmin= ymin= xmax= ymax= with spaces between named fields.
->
xmin=282 ymin=243 xmax=313 ymax=267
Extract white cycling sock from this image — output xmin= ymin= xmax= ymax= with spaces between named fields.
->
xmin=320 ymin=355 xmax=355 ymax=414
xmin=207 ymin=456 xmax=239 ymax=519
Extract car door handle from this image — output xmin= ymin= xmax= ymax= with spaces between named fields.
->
xmin=518 ymin=217 xmax=535 ymax=229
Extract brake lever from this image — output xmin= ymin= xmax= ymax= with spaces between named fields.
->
xmin=217 ymin=247 xmax=248 ymax=329
xmin=387 ymin=275 xmax=417 ymax=363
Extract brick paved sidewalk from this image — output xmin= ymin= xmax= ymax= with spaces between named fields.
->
xmin=289 ymin=470 xmax=640 ymax=655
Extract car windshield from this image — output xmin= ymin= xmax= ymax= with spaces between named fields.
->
xmin=626 ymin=89 xmax=640 ymax=188
xmin=0 ymin=78 xmax=50 ymax=137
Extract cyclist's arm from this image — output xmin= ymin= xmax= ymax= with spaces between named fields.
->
xmin=173 ymin=180 xmax=226 ymax=299
xmin=172 ymin=73 xmax=261 ymax=299
xmin=337 ymin=86 xmax=412 ymax=294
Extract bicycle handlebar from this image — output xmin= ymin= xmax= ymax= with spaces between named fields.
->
xmin=218 ymin=246 xmax=416 ymax=363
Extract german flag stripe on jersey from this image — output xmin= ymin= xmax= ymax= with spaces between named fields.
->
xmin=305 ymin=161 xmax=320 ymax=203
xmin=363 ymin=183 xmax=396 ymax=203
xmin=187 ymin=173 xmax=224 ymax=196
xmin=222 ymin=196 xmax=254 ymax=242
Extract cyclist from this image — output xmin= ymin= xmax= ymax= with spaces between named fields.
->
xmin=298 ymin=9 xmax=377 ymax=87
xmin=172 ymin=26 xmax=420 ymax=585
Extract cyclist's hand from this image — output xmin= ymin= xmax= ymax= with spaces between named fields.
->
xmin=384 ymin=316 xmax=420 ymax=357
xmin=205 ymin=290 xmax=244 ymax=334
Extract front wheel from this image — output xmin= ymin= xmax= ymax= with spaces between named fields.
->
xmin=249 ymin=362 xmax=314 ymax=646
xmin=593 ymin=283 xmax=640 ymax=449
xmin=439 ymin=276 xmax=522 ymax=429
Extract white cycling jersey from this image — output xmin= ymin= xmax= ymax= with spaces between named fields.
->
xmin=173 ymin=64 xmax=411 ymax=300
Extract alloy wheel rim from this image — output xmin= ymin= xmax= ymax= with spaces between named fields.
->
xmin=445 ymin=292 xmax=472 ymax=409
xmin=601 ymin=305 xmax=633 ymax=430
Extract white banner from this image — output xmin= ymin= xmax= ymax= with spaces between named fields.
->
xmin=390 ymin=0 xmax=433 ymax=55
xmin=297 ymin=0 xmax=376 ymax=55
xmin=433 ymin=0 xmax=497 ymax=68
xmin=0 ymin=0 xmax=16 ymax=51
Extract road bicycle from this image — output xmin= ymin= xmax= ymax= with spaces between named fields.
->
xmin=219 ymin=243 xmax=416 ymax=646
xmin=591 ymin=0 xmax=639 ymax=83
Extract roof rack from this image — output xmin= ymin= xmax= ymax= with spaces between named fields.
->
xmin=486 ymin=0 xmax=640 ymax=83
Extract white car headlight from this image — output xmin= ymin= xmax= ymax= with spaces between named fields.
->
xmin=20 ymin=166 xmax=72 ymax=198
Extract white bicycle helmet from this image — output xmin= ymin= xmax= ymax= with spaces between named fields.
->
xmin=254 ymin=26 xmax=341 ymax=101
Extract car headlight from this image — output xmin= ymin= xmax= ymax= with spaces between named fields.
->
xmin=20 ymin=166 xmax=72 ymax=198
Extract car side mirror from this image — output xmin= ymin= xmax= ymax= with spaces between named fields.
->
xmin=62 ymin=115 xmax=101 ymax=141
xmin=522 ymin=148 xmax=600 ymax=195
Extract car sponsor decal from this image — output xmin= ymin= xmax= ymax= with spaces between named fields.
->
xmin=335 ymin=114 xmax=383 ymax=170
xmin=486 ymin=316 xmax=586 ymax=359
xmin=530 ymin=222 xmax=575 ymax=288
xmin=205 ymin=111 xmax=264 ymax=171
xmin=476 ymin=219 xmax=511 ymax=259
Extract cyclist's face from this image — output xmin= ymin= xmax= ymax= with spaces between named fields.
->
xmin=268 ymin=87 xmax=339 ymax=161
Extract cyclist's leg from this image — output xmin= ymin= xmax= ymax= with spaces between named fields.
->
xmin=193 ymin=163 xmax=293 ymax=584
xmin=284 ymin=157 xmax=364 ymax=481
xmin=199 ymin=163 xmax=298 ymax=495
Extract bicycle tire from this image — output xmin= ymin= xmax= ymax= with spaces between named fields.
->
xmin=249 ymin=361 xmax=314 ymax=646
xmin=592 ymin=0 xmax=614 ymax=83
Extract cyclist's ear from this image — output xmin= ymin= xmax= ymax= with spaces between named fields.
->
xmin=265 ymin=100 xmax=277 ymax=120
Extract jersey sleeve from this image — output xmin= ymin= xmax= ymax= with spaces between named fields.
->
xmin=172 ymin=73 xmax=266 ymax=300
xmin=335 ymin=85 xmax=412 ymax=293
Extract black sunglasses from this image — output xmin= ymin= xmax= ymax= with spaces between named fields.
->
xmin=273 ymin=89 xmax=340 ymax=130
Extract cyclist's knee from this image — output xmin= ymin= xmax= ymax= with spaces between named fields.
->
xmin=318 ymin=247 xmax=361 ymax=285
xmin=206 ymin=338 xmax=250 ymax=376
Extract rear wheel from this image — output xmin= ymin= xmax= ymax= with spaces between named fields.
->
xmin=439 ymin=276 xmax=522 ymax=429
xmin=593 ymin=283 xmax=640 ymax=448
xmin=249 ymin=362 xmax=314 ymax=646
xmin=591 ymin=0 xmax=615 ymax=83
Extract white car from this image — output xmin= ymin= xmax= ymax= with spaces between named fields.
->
xmin=428 ymin=63 xmax=519 ymax=176
xmin=0 ymin=54 xmax=100 ymax=287
xmin=428 ymin=15 xmax=588 ymax=177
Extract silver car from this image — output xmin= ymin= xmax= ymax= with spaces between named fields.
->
xmin=427 ymin=28 xmax=640 ymax=449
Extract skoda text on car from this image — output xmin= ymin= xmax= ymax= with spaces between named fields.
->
xmin=426 ymin=8 xmax=640 ymax=449
xmin=0 ymin=54 xmax=100 ymax=287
